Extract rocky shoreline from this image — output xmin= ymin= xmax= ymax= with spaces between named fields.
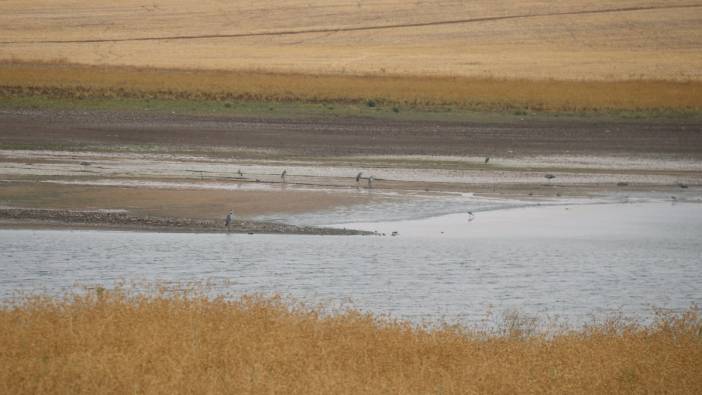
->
xmin=0 ymin=208 xmax=372 ymax=236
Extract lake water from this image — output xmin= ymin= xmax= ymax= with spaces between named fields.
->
xmin=1 ymin=201 xmax=700 ymax=327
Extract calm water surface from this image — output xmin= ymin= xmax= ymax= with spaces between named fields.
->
xmin=1 ymin=201 xmax=700 ymax=326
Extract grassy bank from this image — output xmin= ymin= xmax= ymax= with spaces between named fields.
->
xmin=1 ymin=289 xmax=700 ymax=394
xmin=1 ymin=62 xmax=701 ymax=117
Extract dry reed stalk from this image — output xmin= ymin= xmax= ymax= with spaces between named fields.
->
xmin=1 ymin=62 xmax=701 ymax=112
xmin=1 ymin=289 xmax=700 ymax=394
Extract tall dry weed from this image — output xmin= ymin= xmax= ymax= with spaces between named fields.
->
xmin=1 ymin=62 xmax=701 ymax=112
xmin=1 ymin=288 xmax=700 ymax=394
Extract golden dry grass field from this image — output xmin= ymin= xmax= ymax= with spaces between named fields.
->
xmin=1 ymin=0 xmax=701 ymax=80
xmin=2 ymin=62 xmax=702 ymax=112
xmin=1 ymin=1 xmax=702 ymax=111
xmin=1 ymin=290 xmax=701 ymax=394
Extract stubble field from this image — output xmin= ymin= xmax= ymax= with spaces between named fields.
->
xmin=1 ymin=1 xmax=702 ymax=112
xmin=2 ymin=0 xmax=701 ymax=80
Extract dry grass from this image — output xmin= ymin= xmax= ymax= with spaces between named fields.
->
xmin=2 ymin=1 xmax=701 ymax=111
xmin=1 ymin=288 xmax=700 ymax=394
xmin=1 ymin=0 xmax=701 ymax=80
xmin=2 ymin=62 xmax=701 ymax=112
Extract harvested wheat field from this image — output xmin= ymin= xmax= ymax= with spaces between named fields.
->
xmin=1 ymin=0 xmax=701 ymax=80
xmin=1 ymin=289 xmax=701 ymax=394
xmin=2 ymin=1 xmax=702 ymax=111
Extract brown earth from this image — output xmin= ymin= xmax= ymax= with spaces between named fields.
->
xmin=2 ymin=108 xmax=702 ymax=158
xmin=0 ymin=182 xmax=371 ymax=219
xmin=0 ymin=207 xmax=371 ymax=235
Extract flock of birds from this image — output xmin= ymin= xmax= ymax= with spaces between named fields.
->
xmin=231 ymin=157 xmax=566 ymax=188
xmin=235 ymin=168 xmax=378 ymax=187
xmin=229 ymin=157 xmax=697 ymax=193
xmin=224 ymin=156 xmax=694 ymax=233
xmin=232 ymin=157 xmax=495 ymax=188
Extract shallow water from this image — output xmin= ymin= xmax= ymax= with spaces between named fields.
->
xmin=1 ymin=201 xmax=701 ymax=327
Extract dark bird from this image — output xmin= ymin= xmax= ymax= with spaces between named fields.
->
xmin=678 ymin=182 xmax=688 ymax=189
xmin=237 ymin=169 xmax=243 ymax=177
xmin=545 ymin=174 xmax=556 ymax=181
xmin=281 ymin=169 xmax=287 ymax=182
xmin=225 ymin=210 xmax=234 ymax=231
xmin=356 ymin=172 xmax=363 ymax=183
xmin=484 ymin=157 xmax=490 ymax=164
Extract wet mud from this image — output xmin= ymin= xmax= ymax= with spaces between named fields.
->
xmin=2 ymin=108 xmax=701 ymax=158
xmin=0 ymin=208 xmax=372 ymax=235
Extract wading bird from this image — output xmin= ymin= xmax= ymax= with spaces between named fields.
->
xmin=225 ymin=210 xmax=234 ymax=231
xmin=467 ymin=211 xmax=475 ymax=222
xmin=484 ymin=157 xmax=490 ymax=164
xmin=356 ymin=172 xmax=363 ymax=183
xmin=281 ymin=169 xmax=287 ymax=182
xmin=368 ymin=175 xmax=375 ymax=188
xmin=237 ymin=169 xmax=243 ymax=177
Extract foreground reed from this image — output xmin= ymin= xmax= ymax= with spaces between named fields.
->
xmin=1 ymin=289 xmax=700 ymax=394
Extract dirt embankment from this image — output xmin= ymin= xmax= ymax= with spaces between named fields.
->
xmin=0 ymin=208 xmax=371 ymax=235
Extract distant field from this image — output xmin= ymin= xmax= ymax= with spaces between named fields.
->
xmin=1 ymin=290 xmax=701 ymax=394
xmin=1 ymin=0 xmax=701 ymax=80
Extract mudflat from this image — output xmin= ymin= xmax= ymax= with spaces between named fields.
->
xmin=1 ymin=107 xmax=700 ymax=234
xmin=2 ymin=108 xmax=701 ymax=158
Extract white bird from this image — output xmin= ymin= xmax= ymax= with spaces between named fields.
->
xmin=367 ymin=175 xmax=375 ymax=188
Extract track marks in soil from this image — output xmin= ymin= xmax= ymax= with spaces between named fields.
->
xmin=2 ymin=3 xmax=701 ymax=45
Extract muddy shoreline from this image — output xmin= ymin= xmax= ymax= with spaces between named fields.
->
xmin=0 ymin=208 xmax=372 ymax=235
xmin=3 ymin=108 xmax=702 ymax=158
xmin=1 ymin=107 xmax=700 ymax=229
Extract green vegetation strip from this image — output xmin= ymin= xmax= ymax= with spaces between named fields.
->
xmin=1 ymin=91 xmax=700 ymax=123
